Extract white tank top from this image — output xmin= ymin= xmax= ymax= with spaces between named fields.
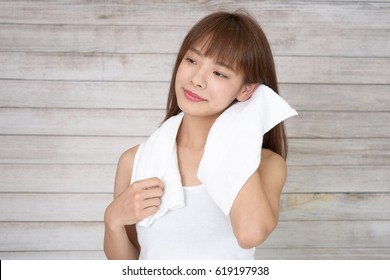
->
xmin=136 ymin=184 xmax=255 ymax=260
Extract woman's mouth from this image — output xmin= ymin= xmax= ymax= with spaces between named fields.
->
xmin=184 ymin=89 xmax=207 ymax=102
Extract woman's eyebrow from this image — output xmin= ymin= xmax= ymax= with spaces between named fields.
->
xmin=189 ymin=47 xmax=234 ymax=71
xmin=216 ymin=61 xmax=234 ymax=71
xmin=189 ymin=47 xmax=204 ymax=57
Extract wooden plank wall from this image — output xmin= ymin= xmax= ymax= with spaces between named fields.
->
xmin=0 ymin=0 xmax=389 ymax=259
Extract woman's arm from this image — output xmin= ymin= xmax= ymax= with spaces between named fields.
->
xmin=103 ymin=146 xmax=164 ymax=259
xmin=230 ymin=149 xmax=287 ymax=249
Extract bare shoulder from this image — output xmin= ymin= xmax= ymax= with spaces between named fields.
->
xmin=114 ymin=145 xmax=140 ymax=197
xmin=260 ymin=149 xmax=286 ymax=170
xmin=118 ymin=145 xmax=140 ymax=168
xmin=259 ymin=149 xmax=287 ymax=191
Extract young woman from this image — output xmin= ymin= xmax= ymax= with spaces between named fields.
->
xmin=104 ymin=11 xmax=296 ymax=260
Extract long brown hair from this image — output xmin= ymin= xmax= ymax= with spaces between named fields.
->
xmin=164 ymin=11 xmax=289 ymax=159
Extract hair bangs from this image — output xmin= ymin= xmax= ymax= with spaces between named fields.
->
xmin=191 ymin=16 xmax=248 ymax=74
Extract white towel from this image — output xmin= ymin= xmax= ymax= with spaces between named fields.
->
xmin=198 ymin=84 xmax=298 ymax=215
xmin=131 ymin=112 xmax=185 ymax=227
xmin=132 ymin=84 xmax=297 ymax=227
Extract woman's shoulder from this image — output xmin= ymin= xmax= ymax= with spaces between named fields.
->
xmin=117 ymin=145 xmax=141 ymax=176
xmin=114 ymin=145 xmax=140 ymax=196
xmin=118 ymin=145 xmax=140 ymax=166
xmin=261 ymin=148 xmax=285 ymax=164
xmin=259 ymin=148 xmax=287 ymax=184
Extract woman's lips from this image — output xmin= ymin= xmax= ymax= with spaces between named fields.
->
xmin=184 ymin=89 xmax=207 ymax=102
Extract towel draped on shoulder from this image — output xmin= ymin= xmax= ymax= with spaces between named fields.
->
xmin=131 ymin=84 xmax=298 ymax=227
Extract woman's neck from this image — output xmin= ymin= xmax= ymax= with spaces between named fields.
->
xmin=176 ymin=113 xmax=218 ymax=150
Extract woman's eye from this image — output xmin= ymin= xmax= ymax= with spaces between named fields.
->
xmin=214 ymin=71 xmax=227 ymax=78
xmin=185 ymin=57 xmax=196 ymax=64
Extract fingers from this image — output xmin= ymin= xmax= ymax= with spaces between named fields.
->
xmin=131 ymin=177 xmax=163 ymax=199
xmin=138 ymin=206 xmax=159 ymax=220
xmin=132 ymin=177 xmax=164 ymax=191
xmin=143 ymin=197 xmax=161 ymax=208
xmin=131 ymin=177 xmax=164 ymax=211
xmin=138 ymin=187 xmax=164 ymax=202
xmin=105 ymin=177 xmax=165 ymax=228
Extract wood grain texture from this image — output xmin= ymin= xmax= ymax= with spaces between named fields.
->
xmin=255 ymin=248 xmax=390 ymax=260
xmin=0 ymin=222 xmax=104 ymax=251
xmin=280 ymin=84 xmax=390 ymax=112
xmin=0 ymin=164 xmax=116 ymax=193
xmin=0 ymin=0 xmax=389 ymax=260
xmin=279 ymin=193 xmax=390 ymax=221
xmin=0 ymin=80 xmax=169 ymax=109
xmin=0 ymin=108 xmax=165 ymax=137
xmin=288 ymin=138 xmax=390 ymax=166
xmin=1 ymin=1 xmax=388 ymax=27
xmin=0 ymin=164 xmax=388 ymax=194
xmin=1 ymin=221 xmax=389 ymax=251
xmin=261 ymin=220 xmax=390 ymax=249
xmin=0 ymin=193 xmax=388 ymax=222
xmin=1 ymin=136 xmax=389 ymax=166
xmin=0 ymin=193 xmax=112 ymax=222
xmin=0 ymin=251 xmax=106 ymax=260
xmin=1 ymin=108 xmax=389 ymax=138
xmin=1 ymin=164 xmax=389 ymax=194
xmin=1 ymin=52 xmax=389 ymax=84
xmin=0 ymin=136 xmax=145 ymax=164
xmin=1 ymin=23 xmax=388 ymax=57
xmin=1 ymin=80 xmax=389 ymax=111
xmin=285 ymin=165 xmax=390 ymax=193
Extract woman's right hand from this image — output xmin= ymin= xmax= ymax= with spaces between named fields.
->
xmin=104 ymin=177 xmax=164 ymax=231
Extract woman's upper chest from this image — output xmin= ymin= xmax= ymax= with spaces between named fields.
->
xmin=176 ymin=144 xmax=204 ymax=186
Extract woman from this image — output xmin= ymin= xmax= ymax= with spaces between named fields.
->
xmin=104 ymin=11 xmax=296 ymax=259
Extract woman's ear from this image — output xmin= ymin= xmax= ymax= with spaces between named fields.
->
xmin=236 ymin=83 xmax=259 ymax=102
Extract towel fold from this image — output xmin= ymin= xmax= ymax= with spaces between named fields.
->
xmin=198 ymin=84 xmax=298 ymax=215
xmin=132 ymin=84 xmax=298 ymax=227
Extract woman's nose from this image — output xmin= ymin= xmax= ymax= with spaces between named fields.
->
xmin=191 ymin=67 xmax=207 ymax=89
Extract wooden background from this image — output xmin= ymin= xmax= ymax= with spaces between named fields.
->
xmin=0 ymin=0 xmax=389 ymax=259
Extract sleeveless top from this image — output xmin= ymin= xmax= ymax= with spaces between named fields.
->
xmin=133 ymin=85 xmax=298 ymax=228
xmin=131 ymin=85 xmax=297 ymax=259
xmin=136 ymin=183 xmax=255 ymax=260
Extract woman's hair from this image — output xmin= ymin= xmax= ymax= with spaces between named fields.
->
xmin=164 ymin=11 xmax=289 ymax=159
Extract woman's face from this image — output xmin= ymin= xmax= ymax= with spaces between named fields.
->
xmin=175 ymin=43 xmax=249 ymax=119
